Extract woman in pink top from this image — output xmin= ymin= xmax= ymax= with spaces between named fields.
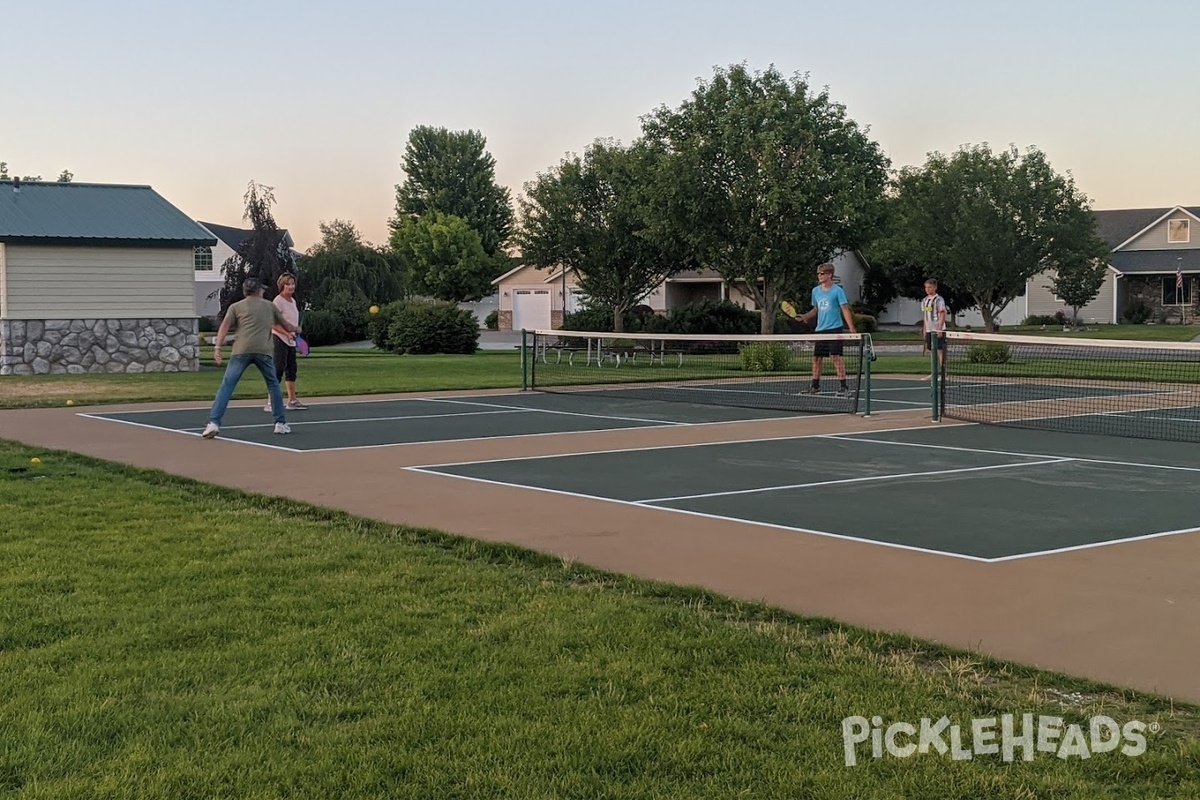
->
xmin=264 ymin=273 xmax=308 ymax=411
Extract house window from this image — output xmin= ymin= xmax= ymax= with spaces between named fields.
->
xmin=1168 ymin=219 xmax=1190 ymax=244
xmin=194 ymin=246 xmax=213 ymax=271
xmin=1162 ymin=275 xmax=1194 ymax=306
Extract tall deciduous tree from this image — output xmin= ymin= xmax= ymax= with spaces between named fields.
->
xmin=641 ymin=64 xmax=890 ymax=334
xmin=392 ymin=126 xmax=515 ymax=260
xmin=880 ymin=144 xmax=1107 ymax=332
xmin=391 ymin=212 xmax=492 ymax=302
xmin=518 ymin=139 xmax=688 ymax=333
xmin=217 ymin=182 xmax=297 ymax=317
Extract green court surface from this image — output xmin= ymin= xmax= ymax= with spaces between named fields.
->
xmin=82 ymin=378 xmax=1200 ymax=561
xmin=410 ymin=424 xmax=1200 ymax=562
xmin=81 ymin=391 xmax=832 ymax=450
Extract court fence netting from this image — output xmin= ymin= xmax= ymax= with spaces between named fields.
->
xmin=521 ymin=329 xmax=874 ymax=415
xmin=936 ymin=331 xmax=1200 ymax=443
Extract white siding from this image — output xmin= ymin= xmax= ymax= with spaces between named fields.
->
xmin=1026 ymin=269 xmax=1116 ymax=324
xmin=0 ymin=244 xmax=7 ymax=317
xmin=4 ymin=245 xmax=196 ymax=319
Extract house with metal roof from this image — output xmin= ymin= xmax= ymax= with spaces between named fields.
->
xmin=0 ymin=179 xmax=215 ymax=374
xmin=193 ymin=221 xmax=300 ymax=319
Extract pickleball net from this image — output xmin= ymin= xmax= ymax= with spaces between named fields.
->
xmin=938 ymin=331 xmax=1200 ymax=442
xmin=526 ymin=330 xmax=869 ymax=414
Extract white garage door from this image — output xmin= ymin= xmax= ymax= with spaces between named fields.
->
xmin=512 ymin=288 xmax=551 ymax=331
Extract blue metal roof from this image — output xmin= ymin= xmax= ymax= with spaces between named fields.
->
xmin=0 ymin=181 xmax=216 ymax=246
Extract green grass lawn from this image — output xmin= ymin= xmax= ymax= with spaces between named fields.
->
xmin=0 ymin=350 xmax=524 ymax=410
xmin=3 ymin=442 xmax=1199 ymax=798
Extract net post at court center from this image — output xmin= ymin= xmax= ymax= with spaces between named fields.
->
xmin=526 ymin=329 xmax=868 ymax=416
xmin=937 ymin=330 xmax=1200 ymax=443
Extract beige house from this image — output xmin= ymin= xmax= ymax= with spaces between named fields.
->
xmin=0 ymin=180 xmax=214 ymax=374
xmin=490 ymin=252 xmax=866 ymax=331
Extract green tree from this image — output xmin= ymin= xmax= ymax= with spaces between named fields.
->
xmin=298 ymin=219 xmax=408 ymax=331
xmin=879 ymin=144 xmax=1107 ymax=332
xmin=862 ymin=199 xmax=976 ymax=322
xmin=391 ymin=212 xmax=492 ymax=302
xmin=641 ymin=64 xmax=890 ymax=334
xmin=217 ymin=181 xmax=296 ymax=317
xmin=518 ymin=139 xmax=688 ymax=332
xmin=1 ymin=162 xmax=73 ymax=182
xmin=1050 ymin=251 xmax=1111 ymax=328
xmin=392 ymin=126 xmax=515 ymax=260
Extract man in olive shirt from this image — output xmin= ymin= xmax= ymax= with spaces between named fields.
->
xmin=202 ymin=278 xmax=302 ymax=439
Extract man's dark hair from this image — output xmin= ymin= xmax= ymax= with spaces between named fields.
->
xmin=242 ymin=277 xmax=262 ymax=295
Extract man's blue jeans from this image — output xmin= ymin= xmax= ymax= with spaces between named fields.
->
xmin=208 ymin=353 xmax=286 ymax=425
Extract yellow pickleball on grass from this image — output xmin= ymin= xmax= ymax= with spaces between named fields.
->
xmin=66 ymin=400 xmax=75 ymax=406
xmin=369 ymin=305 xmax=380 ymax=315
xmin=30 ymin=457 xmax=41 ymax=465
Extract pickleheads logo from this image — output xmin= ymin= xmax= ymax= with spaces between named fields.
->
xmin=841 ymin=714 xmax=1155 ymax=767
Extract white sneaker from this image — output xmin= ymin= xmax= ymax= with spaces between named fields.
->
xmin=286 ymin=399 xmax=308 ymax=410
xmin=273 ymin=422 xmax=291 ymax=435
xmin=263 ymin=401 xmax=273 ymax=412
xmin=202 ymin=422 xmax=220 ymax=439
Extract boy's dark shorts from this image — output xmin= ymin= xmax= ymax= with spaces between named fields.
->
xmin=925 ymin=332 xmax=945 ymax=351
xmin=814 ymin=327 xmax=846 ymax=358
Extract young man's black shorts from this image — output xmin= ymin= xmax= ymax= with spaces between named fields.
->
xmin=924 ymin=332 xmax=944 ymax=351
xmin=813 ymin=326 xmax=845 ymax=358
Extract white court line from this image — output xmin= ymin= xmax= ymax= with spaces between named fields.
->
xmin=178 ymin=408 xmax=532 ymax=432
xmin=405 ymin=466 xmax=995 ymax=564
xmin=986 ymin=524 xmax=1200 ymax=563
xmin=74 ymin=413 xmax=303 ymax=453
xmin=297 ymin=414 xmax=809 ymax=453
xmin=818 ymin=434 xmax=1200 ymax=475
xmin=418 ymin=396 xmax=692 ymax=426
xmin=405 ymin=422 xmax=948 ymax=469
xmin=636 ymin=459 xmax=1071 ymax=504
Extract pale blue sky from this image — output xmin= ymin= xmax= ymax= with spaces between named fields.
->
xmin=5 ymin=1 xmax=1197 ymax=250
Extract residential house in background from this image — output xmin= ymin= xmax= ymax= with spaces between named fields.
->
xmin=883 ymin=205 xmax=1200 ymax=328
xmin=490 ymin=251 xmax=868 ymax=331
xmin=194 ymin=221 xmax=299 ymax=319
xmin=0 ymin=180 xmax=213 ymax=375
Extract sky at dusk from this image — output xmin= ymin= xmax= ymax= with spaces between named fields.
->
xmin=5 ymin=0 xmax=1197 ymax=251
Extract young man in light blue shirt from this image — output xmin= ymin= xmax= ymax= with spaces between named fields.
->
xmin=798 ymin=262 xmax=857 ymax=396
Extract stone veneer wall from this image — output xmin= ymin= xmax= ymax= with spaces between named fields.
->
xmin=0 ymin=318 xmax=200 ymax=375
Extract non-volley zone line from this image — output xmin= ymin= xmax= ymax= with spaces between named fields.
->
xmin=634 ymin=458 xmax=1070 ymax=504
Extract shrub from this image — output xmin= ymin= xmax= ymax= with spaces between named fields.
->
xmin=1121 ymin=299 xmax=1152 ymax=325
xmin=852 ymin=313 xmax=878 ymax=333
xmin=321 ymin=287 xmax=373 ymax=342
xmin=367 ymin=300 xmax=408 ymax=351
xmin=740 ymin=342 xmax=793 ymax=372
xmin=562 ymin=307 xmax=621 ymax=333
xmin=666 ymin=299 xmax=760 ymax=335
xmin=967 ymin=341 xmax=1011 ymax=364
xmin=387 ymin=301 xmax=479 ymax=354
xmin=484 ymin=309 xmax=499 ymax=331
xmin=198 ymin=316 xmax=217 ymax=333
xmin=301 ymin=309 xmax=345 ymax=347
xmin=561 ymin=306 xmax=670 ymax=333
